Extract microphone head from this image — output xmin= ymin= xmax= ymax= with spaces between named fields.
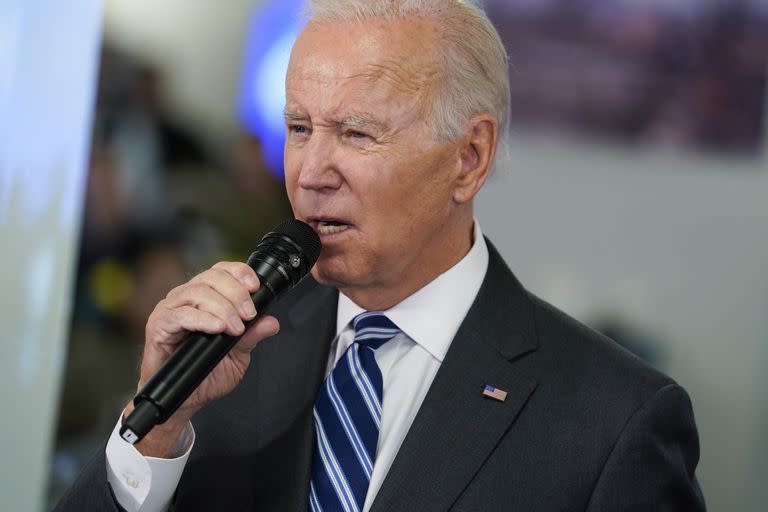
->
xmin=271 ymin=219 xmax=322 ymax=265
xmin=247 ymin=219 xmax=322 ymax=290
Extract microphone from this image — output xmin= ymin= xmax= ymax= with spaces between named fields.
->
xmin=120 ymin=219 xmax=321 ymax=445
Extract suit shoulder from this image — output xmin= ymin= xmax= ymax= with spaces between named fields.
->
xmin=480 ymin=240 xmax=675 ymax=407
xmin=526 ymin=291 xmax=676 ymax=405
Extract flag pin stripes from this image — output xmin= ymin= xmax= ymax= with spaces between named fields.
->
xmin=483 ymin=385 xmax=508 ymax=402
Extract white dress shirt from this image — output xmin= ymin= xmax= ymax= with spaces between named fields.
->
xmin=106 ymin=221 xmax=489 ymax=512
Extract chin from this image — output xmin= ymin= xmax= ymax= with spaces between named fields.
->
xmin=309 ymin=265 xmax=334 ymax=286
xmin=309 ymin=256 xmax=369 ymax=291
xmin=309 ymin=261 xmax=348 ymax=289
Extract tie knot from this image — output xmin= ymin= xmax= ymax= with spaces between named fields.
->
xmin=351 ymin=312 xmax=400 ymax=350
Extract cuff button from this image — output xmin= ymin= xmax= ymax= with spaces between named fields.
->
xmin=125 ymin=474 xmax=139 ymax=488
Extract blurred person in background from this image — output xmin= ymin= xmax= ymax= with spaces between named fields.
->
xmin=52 ymin=236 xmax=187 ymax=503
xmin=170 ymin=133 xmax=294 ymax=260
xmin=55 ymin=1 xmax=705 ymax=511
xmin=51 ymin=43 xmax=293 ymax=506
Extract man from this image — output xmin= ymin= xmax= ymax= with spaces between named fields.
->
xmin=56 ymin=1 xmax=706 ymax=510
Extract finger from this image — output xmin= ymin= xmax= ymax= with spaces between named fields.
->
xmin=189 ymin=267 xmax=257 ymax=319
xmin=234 ymin=315 xmax=280 ymax=354
xmin=165 ymin=284 xmax=247 ymax=336
xmin=152 ymin=305 xmax=227 ymax=343
xmin=211 ymin=261 xmax=261 ymax=293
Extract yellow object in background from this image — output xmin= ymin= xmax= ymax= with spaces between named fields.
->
xmin=88 ymin=259 xmax=134 ymax=315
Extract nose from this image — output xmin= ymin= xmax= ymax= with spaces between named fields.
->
xmin=296 ymin=133 xmax=344 ymax=192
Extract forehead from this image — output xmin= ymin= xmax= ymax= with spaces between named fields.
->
xmin=285 ymin=19 xmax=440 ymax=119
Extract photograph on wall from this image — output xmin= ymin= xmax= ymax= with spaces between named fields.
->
xmin=486 ymin=0 xmax=768 ymax=156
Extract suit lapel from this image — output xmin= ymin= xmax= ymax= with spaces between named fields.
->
xmin=283 ymin=409 xmax=320 ymax=512
xmin=176 ymin=277 xmax=337 ymax=511
xmin=370 ymin=241 xmax=540 ymax=512
xmin=268 ymin=278 xmax=338 ymax=512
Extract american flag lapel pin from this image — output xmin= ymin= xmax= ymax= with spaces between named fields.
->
xmin=483 ymin=385 xmax=508 ymax=402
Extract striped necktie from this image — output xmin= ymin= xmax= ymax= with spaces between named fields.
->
xmin=309 ymin=312 xmax=400 ymax=512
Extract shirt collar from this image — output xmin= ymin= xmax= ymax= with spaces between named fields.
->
xmin=336 ymin=220 xmax=489 ymax=362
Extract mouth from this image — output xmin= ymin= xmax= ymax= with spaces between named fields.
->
xmin=307 ymin=217 xmax=353 ymax=236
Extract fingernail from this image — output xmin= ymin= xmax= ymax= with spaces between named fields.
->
xmin=229 ymin=315 xmax=243 ymax=332
xmin=242 ymin=300 xmax=256 ymax=318
xmin=244 ymin=274 xmax=259 ymax=289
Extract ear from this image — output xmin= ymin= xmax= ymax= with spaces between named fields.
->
xmin=453 ymin=115 xmax=498 ymax=204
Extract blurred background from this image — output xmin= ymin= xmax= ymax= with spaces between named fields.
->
xmin=0 ymin=0 xmax=766 ymax=510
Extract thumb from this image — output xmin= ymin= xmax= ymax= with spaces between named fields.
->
xmin=234 ymin=315 xmax=280 ymax=353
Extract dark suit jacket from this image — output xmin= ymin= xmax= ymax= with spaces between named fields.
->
xmin=55 ymin=240 xmax=705 ymax=511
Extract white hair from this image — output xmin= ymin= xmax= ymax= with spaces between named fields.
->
xmin=305 ymin=0 xmax=511 ymax=167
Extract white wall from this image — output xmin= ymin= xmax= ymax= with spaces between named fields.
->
xmin=0 ymin=1 xmax=102 ymax=510
xmin=103 ymin=0 xmax=262 ymax=143
xmin=477 ymin=138 xmax=768 ymax=512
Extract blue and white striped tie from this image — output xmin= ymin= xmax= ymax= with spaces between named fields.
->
xmin=309 ymin=312 xmax=400 ymax=512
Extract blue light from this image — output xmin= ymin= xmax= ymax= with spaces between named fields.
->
xmin=238 ymin=0 xmax=306 ymax=180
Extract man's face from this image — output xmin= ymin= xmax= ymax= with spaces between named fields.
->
xmin=284 ymin=19 xmax=468 ymax=303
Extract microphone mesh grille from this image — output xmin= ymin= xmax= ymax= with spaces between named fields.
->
xmin=272 ymin=219 xmax=322 ymax=265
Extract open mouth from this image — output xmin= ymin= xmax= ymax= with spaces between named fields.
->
xmin=315 ymin=220 xmax=351 ymax=235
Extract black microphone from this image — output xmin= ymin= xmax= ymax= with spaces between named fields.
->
xmin=120 ymin=219 xmax=321 ymax=445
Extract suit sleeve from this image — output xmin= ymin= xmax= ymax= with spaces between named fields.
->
xmin=52 ymin=447 xmax=125 ymax=512
xmin=53 ymin=416 xmax=194 ymax=512
xmin=585 ymin=383 xmax=706 ymax=512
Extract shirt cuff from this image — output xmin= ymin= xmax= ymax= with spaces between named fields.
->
xmin=105 ymin=413 xmax=195 ymax=512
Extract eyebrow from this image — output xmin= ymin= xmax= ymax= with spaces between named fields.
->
xmin=284 ymin=110 xmax=388 ymax=132
xmin=338 ymin=114 xmax=387 ymax=132
xmin=284 ymin=110 xmax=305 ymax=122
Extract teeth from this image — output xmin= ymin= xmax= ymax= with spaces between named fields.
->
xmin=318 ymin=221 xmax=350 ymax=235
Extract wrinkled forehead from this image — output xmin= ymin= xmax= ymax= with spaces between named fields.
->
xmin=286 ymin=19 xmax=441 ymax=108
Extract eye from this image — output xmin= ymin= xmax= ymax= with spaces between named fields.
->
xmin=344 ymin=129 xmax=375 ymax=143
xmin=343 ymin=129 xmax=375 ymax=148
xmin=287 ymin=124 xmax=311 ymax=141
xmin=288 ymin=124 xmax=308 ymax=134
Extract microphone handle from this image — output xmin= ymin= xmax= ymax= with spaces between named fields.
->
xmin=120 ymin=284 xmax=275 ymax=445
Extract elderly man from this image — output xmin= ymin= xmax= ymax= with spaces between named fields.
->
xmin=56 ymin=1 xmax=705 ymax=511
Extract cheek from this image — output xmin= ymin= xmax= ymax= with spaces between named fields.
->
xmin=362 ymin=181 xmax=439 ymax=252
xmin=283 ymin=154 xmax=300 ymax=199
xmin=387 ymin=166 xmax=454 ymax=222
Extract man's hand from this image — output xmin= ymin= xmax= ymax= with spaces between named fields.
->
xmin=125 ymin=261 xmax=279 ymax=457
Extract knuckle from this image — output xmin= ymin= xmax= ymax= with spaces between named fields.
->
xmin=238 ymin=288 xmax=253 ymax=303
xmin=170 ymin=305 xmax=189 ymax=325
xmin=144 ymin=323 xmax=155 ymax=344
xmin=146 ymin=302 xmax=166 ymax=328
xmin=189 ymin=271 xmax=211 ymax=285
xmin=212 ymin=261 xmax=236 ymax=271
xmin=226 ymin=261 xmax=253 ymax=278
xmin=193 ymin=312 xmax=210 ymax=331
xmin=232 ymin=262 xmax=252 ymax=272
xmin=194 ymin=268 xmax=235 ymax=292
xmin=206 ymin=314 xmax=223 ymax=330
xmin=166 ymin=284 xmax=185 ymax=298
xmin=242 ymin=266 xmax=258 ymax=280
xmin=145 ymin=306 xmax=170 ymax=344
xmin=188 ymin=282 xmax=206 ymax=293
xmin=185 ymin=282 xmax=211 ymax=300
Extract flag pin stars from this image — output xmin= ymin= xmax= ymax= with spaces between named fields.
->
xmin=483 ymin=385 xmax=508 ymax=402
